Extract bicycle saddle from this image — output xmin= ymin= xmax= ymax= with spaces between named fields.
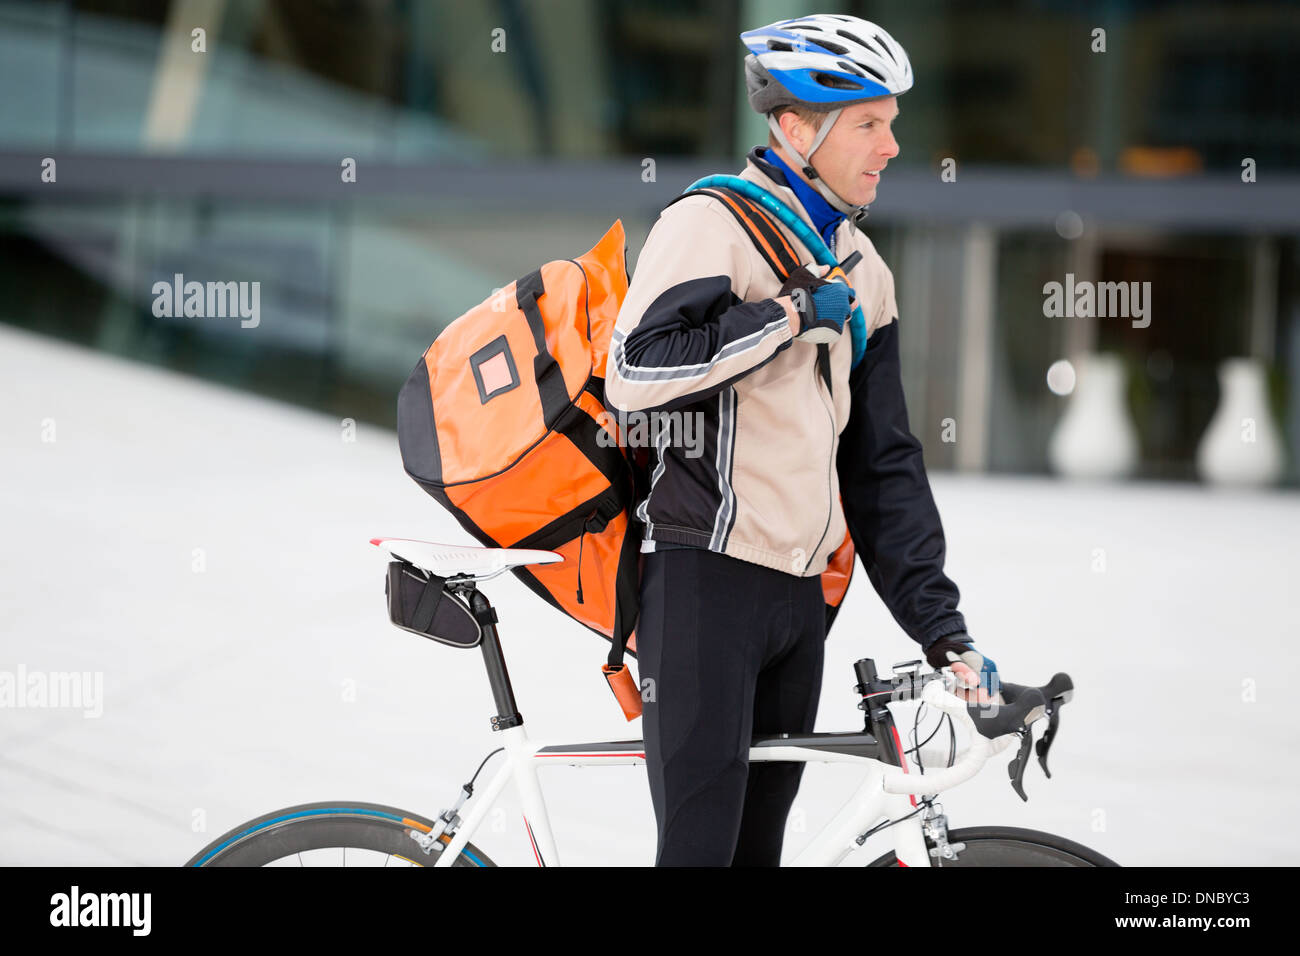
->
xmin=371 ymin=537 xmax=563 ymax=578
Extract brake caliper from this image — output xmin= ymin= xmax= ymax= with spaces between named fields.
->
xmin=408 ymin=784 xmax=472 ymax=855
xmin=922 ymin=802 xmax=965 ymax=863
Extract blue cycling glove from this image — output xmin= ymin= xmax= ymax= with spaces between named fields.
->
xmin=780 ymin=265 xmax=855 ymax=343
xmin=925 ymin=634 xmax=1000 ymax=698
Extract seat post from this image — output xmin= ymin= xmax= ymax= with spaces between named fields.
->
xmin=464 ymin=586 xmax=523 ymax=731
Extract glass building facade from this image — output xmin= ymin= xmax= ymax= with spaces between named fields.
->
xmin=2 ymin=0 xmax=1298 ymax=481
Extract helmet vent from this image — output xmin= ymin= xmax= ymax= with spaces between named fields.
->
xmin=847 ymin=61 xmax=886 ymax=84
xmin=835 ymin=29 xmax=867 ymax=48
xmin=873 ymin=34 xmax=898 ymax=64
xmin=813 ymin=72 xmax=865 ymax=91
xmin=766 ymin=39 xmax=794 ymax=52
xmin=812 ymin=38 xmax=849 ymax=55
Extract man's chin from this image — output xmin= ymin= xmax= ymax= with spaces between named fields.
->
xmin=851 ymin=179 xmax=879 ymax=206
xmin=827 ymin=179 xmax=877 ymax=207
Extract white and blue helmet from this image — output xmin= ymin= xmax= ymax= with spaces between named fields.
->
xmin=742 ymin=14 xmax=912 ymax=222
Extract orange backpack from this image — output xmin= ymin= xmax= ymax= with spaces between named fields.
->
xmin=397 ymin=194 xmax=855 ymax=722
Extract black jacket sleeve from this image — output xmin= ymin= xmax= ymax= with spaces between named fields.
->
xmin=604 ymin=200 xmax=796 ymax=417
xmin=611 ymin=279 xmax=793 ymax=415
xmin=835 ymin=318 xmax=970 ymax=651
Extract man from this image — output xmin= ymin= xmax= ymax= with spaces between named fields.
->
xmin=604 ymin=14 xmax=999 ymax=867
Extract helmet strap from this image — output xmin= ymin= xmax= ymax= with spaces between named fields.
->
xmin=766 ymin=108 xmax=870 ymax=229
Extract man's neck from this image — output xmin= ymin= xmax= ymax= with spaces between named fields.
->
xmin=750 ymin=144 xmax=845 ymax=247
xmin=767 ymin=144 xmax=814 ymax=189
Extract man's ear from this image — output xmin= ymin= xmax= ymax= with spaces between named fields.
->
xmin=777 ymin=110 xmax=807 ymax=155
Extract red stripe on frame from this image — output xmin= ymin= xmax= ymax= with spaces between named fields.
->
xmin=523 ymin=815 xmax=543 ymax=867
xmin=888 ymin=724 xmax=918 ymax=809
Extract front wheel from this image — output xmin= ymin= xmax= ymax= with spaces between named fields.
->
xmin=865 ymin=826 xmax=1119 ymax=867
xmin=185 ymin=801 xmax=496 ymax=867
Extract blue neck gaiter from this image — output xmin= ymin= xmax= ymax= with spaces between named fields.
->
xmin=757 ymin=145 xmax=845 ymax=251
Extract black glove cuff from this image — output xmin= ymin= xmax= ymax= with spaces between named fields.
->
xmin=778 ymin=265 xmax=830 ymax=298
xmin=924 ymin=633 xmax=972 ymax=671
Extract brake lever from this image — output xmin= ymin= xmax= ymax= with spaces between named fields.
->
xmin=1035 ymin=696 xmax=1063 ymax=778
xmin=1007 ymin=726 xmax=1035 ymax=802
xmin=1006 ymin=689 xmax=1067 ymax=799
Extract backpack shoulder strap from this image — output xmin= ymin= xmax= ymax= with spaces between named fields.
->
xmin=663 ymin=185 xmax=804 ymax=282
xmin=666 ymin=185 xmax=836 ymax=396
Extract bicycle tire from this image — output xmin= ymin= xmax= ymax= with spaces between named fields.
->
xmin=185 ymin=800 xmax=497 ymax=867
xmin=864 ymin=825 xmax=1119 ymax=867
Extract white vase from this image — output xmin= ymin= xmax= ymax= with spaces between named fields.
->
xmin=1195 ymin=357 xmax=1284 ymax=487
xmin=1048 ymin=352 xmax=1139 ymax=479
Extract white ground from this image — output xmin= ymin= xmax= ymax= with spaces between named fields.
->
xmin=2 ymin=324 xmax=1296 ymax=866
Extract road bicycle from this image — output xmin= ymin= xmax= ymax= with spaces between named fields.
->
xmin=186 ymin=538 xmax=1118 ymax=867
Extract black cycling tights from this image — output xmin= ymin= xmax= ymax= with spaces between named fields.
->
xmin=636 ymin=546 xmax=827 ymax=866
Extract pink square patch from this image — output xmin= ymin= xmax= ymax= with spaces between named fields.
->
xmin=478 ymin=351 xmax=513 ymax=395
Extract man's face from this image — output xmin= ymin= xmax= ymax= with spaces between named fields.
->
xmin=780 ymin=96 xmax=900 ymax=206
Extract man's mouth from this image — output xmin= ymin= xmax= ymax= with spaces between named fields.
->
xmin=864 ymin=168 xmax=883 ymax=180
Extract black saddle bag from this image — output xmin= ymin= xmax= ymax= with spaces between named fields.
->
xmin=384 ymin=560 xmax=482 ymax=648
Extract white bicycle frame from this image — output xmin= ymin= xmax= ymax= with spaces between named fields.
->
xmin=431 ymin=677 xmax=1017 ymax=867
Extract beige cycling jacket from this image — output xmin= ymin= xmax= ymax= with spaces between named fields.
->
xmin=604 ymin=152 xmax=900 ymax=578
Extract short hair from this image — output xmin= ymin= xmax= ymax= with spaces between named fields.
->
xmin=766 ymin=105 xmax=827 ymax=150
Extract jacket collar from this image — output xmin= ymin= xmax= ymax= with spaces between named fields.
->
xmin=740 ymin=145 xmax=846 ymax=254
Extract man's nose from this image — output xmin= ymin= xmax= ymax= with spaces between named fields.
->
xmin=880 ymin=127 xmax=900 ymax=159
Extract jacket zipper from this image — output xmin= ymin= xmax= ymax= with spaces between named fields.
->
xmin=806 ymin=362 xmax=837 ymax=574
xmin=808 ymin=221 xmax=849 ymax=570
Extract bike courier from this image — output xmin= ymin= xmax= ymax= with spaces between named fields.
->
xmin=604 ymin=13 xmax=1001 ymax=866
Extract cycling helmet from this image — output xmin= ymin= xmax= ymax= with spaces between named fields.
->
xmin=741 ymin=14 xmax=912 ymax=226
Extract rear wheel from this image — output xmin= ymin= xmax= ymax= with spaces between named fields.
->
xmin=865 ymin=826 xmax=1118 ymax=867
xmin=185 ymin=801 xmax=496 ymax=867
